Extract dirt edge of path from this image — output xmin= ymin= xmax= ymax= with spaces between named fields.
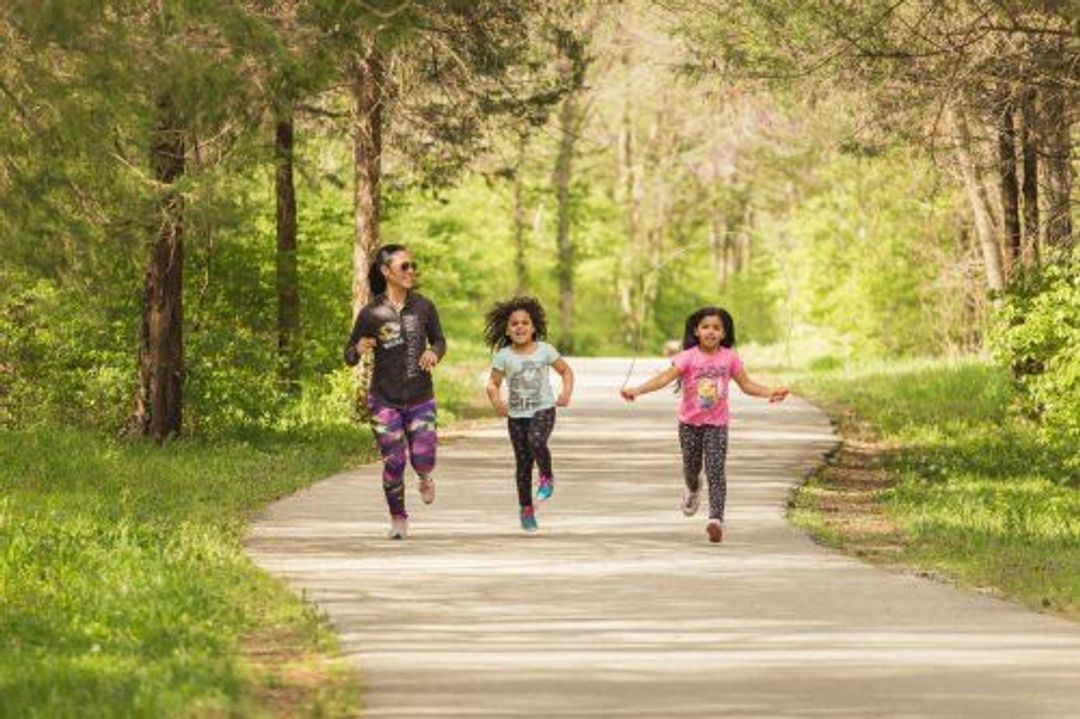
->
xmin=786 ymin=408 xmax=1077 ymax=622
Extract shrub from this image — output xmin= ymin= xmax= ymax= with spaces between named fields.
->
xmin=991 ymin=257 xmax=1080 ymax=453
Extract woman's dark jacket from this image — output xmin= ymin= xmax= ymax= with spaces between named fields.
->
xmin=344 ymin=292 xmax=446 ymax=407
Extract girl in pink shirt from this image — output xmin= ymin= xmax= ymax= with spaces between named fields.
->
xmin=621 ymin=307 xmax=789 ymax=543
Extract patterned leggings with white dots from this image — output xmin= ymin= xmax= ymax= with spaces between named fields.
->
xmin=678 ymin=423 xmax=729 ymax=521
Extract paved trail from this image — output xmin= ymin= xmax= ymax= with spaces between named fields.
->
xmin=246 ymin=358 xmax=1079 ymax=718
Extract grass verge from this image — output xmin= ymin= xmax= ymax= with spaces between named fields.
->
xmin=785 ymin=357 xmax=1079 ymax=619
xmin=1 ymin=357 xmax=492 ymax=717
xmin=0 ymin=422 xmax=371 ymax=717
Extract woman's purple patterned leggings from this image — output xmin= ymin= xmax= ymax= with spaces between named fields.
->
xmin=368 ymin=396 xmax=438 ymax=518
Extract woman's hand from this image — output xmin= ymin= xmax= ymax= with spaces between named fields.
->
xmin=620 ymin=387 xmax=638 ymax=402
xmin=419 ymin=349 xmax=439 ymax=372
xmin=355 ymin=337 xmax=376 ymax=355
xmin=556 ymin=392 xmax=571 ymax=408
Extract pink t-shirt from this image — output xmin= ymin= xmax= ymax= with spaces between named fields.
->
xmin=671 ymin=346 xmax=744 ymax=426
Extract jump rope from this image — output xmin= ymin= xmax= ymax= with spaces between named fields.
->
xmin=618 ymin=229 xmax=758 ymax=392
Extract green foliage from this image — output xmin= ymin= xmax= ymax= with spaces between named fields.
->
xmin=804 ymin=358 xmax=1012 ymax=434
xmin=0 ymin=272 xmax=137 ymax=431
xmin=990 ymin=259 xmax=1080 ymax=449
xmin=0 ymin=423 xmax=369 ymax=717
xmin=779 ymin=148 xmax=974 ymax=357
xmin=797 ymin=357 xmax=1079 ymax=614
xmin=385 ymin=181 xmax=515 ymax=342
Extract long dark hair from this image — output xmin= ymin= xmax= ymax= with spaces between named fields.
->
xmin=367 ymin=243 xmax=407 ymax=297
xmin=483 ymin=296 xmax=548 ymax=351
xmin=682 ymin=306 xmax=736 ymax=350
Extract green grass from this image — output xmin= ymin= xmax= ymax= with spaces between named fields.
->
xmin=0 ymin=422 xmax=372 ymax=718
xmin=0 ymin=356 xmax=488 ymax=717
xmin=437 ymin=358 xmax=492 ymax=422
xmin=789 ymin=357 xmax=1079 ymax=616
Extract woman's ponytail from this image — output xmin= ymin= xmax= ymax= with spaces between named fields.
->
xmin=367 ymin=243 xmax=407 ymax=298
xmin=367 ymin=259 xmax=387 ymax=297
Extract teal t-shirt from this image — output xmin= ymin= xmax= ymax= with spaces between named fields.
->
xmin=491 ymin=341 xmax=562 ymax=418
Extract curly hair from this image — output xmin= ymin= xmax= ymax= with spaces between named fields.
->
xmin=682 ymin=306 xmax=736 ymax=350
xmin=483 ymin=296 xmax=548 ymax=351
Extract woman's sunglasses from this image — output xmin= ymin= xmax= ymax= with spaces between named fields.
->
xmin=391 ymin=261 xmax=417 ymax=272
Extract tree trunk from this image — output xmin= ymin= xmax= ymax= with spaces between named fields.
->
xmin=550 ymin=12 xmax=599 ymax=354
xmin=951 ymin=104 xmax=1006 ymax=292
xmin=996 ymin=96 xmax=1021 ymax=279
xmin=1018 ymin=86 xmax=1039 ymax=270
xmin=710 ymin=209 xmax=727 ymax=289
xmin=348 ymin=44 xmax=384 ymax=418
xmin=730 ymin=197 xmax=752 ymax=276
xmin=512 ymin=132 xmax=528 ymax=295
xmin=131 ymin=93 xmax=185 ymax=442
xmin=641 ymin=223 xmax=664 ymax=329
xmin=634 ymin=113 xmax=671 ymax=339
xmin=618 ymin=101 xmax=642 ymax=347
xmin=351 ymin=45 xmax=383 ymax=319
xmin=275 ymin=113 xmax=300 ymax=393
xmin=553 ymin=88 xmax=579 ymax=354
xmin=1041 ymin=84 xmax=1073 ymax=256
xmin=740 ymin=204 xmax=754 ymax=271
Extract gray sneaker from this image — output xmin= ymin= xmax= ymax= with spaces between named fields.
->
xmin=681 ymin=487 xmax=701 ymax=516
xmin=388 ymin=515 xmax=408 ymax=540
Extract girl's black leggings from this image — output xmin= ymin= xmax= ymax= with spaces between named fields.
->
xmin=678 ymin=422 xmax=729 ymax=521
xmin=508 ymin=407 xmax=556 ymax=508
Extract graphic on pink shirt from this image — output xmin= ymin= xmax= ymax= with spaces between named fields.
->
xmin=672 ymin=347 xmax=744 ymax=426
xmin=694 ymin=368 xmax=723 ymax=410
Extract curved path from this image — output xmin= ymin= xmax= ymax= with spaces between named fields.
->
xmin=246 ymin=358 xmax=1079 ymax=718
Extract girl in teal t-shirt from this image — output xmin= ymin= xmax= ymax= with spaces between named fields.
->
xmin=484 ymin=297 xmax=575 ymax=532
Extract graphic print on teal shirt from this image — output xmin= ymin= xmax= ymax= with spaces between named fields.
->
xmin=508 ymin=360 xmax=547 ymax=413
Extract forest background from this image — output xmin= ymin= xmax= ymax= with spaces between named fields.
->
xmin=0 ymin=1 xmax=1074 ymax=443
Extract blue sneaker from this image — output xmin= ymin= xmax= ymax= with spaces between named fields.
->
xmin=537 ymin=475 xmax=554 ymax=501
xmin=520 ymin=506 xmax=539 ymax=532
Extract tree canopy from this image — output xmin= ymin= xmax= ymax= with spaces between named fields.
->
xmin=0 ymin=0 xmax=1074 ymax=443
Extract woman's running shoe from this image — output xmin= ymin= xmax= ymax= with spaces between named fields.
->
xmin=388 ymin=515 xmax=408 ymax=540
xmin=418 ymin=475 xmax=435 ymax=504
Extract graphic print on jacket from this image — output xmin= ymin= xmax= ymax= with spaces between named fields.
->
xmin=402 ymin=313 xmax=421 ymax=380
xmin=378 ymin=320 xmax=403 ymax=349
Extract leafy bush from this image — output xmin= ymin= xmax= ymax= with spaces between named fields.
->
xmin=0 ymin=275 xmax=136 ymax=432
xmin=991 ymin=258 xmax=1080 ymax=451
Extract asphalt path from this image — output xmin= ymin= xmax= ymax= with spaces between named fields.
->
xmin=246 ymin=357 xmax=1080 ymax=718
